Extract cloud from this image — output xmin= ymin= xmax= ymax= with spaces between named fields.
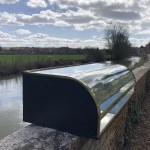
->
xmin=16 ymin=11 xmax=55 ymax=25
xmin=100 ymin=10 xmax=141 ymax=20
xmin=0 ymin=0 xmax=19 ymax=4
xmin=0 ymin=31 xmax=149 ymax=48
xmin=49 ymin=0 xmax=78 ymax=9
xmin=27 ymin=33 xmax=49 ymax=39
xmin=0 ymin=32 xmax=105 ymax=48
xmin=0 ymin=0 xmax=149 ymax=33
xmin=0 ymin=0 xmax=150 ymax=48
xmin=25 ymin=33 xmax=105 ymax=48
xmin=27 ymin=0 xmax=47 ymax=8
xmin=58 ymin=10 xmax=94 ymax=25
xmin=134 ymin=28 xmax=150 ymax=35
xmin=0 ymin=12 xmax=21 ymax=25
xmin=130 ymin=37 xmax=150 ymax=47
xmin=15 ymin=29 xmax=31 ymax=35
xmin=0 ymin=31 xmax=15 ymax=41
xmin=48 ymin=0 xmax=142 ymax=19
xmin=0 ymin=31 xmax=13 ymax=38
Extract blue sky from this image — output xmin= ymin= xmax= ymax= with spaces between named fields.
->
xmin=0 ymin=0 xmax=149 ymax=48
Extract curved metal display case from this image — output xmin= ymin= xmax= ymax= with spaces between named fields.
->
xmin=23 ymin=63 xmax=135 ymax=139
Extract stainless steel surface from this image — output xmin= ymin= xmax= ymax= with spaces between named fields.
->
xmin=30 ymin=63 xmax=135 ymax=136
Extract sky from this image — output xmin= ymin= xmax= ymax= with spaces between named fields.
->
xmin=0 ymin=0 xmax=149 ymax=48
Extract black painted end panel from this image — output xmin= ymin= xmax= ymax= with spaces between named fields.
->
xmin=23 ymin=72 xmax=98 ymax=138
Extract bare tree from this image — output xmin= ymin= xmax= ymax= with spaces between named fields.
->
xmin=105 ymin=25 xmax=132 ymax=60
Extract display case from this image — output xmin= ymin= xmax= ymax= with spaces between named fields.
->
xmin=23 ymin=63 xmax=135 ymax=139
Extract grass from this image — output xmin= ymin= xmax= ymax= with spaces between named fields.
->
xmin=0 ymin=54 xmax=87 ymax=76
xmin=0 ymin=54 xmax=147 ymax=76
xmin=0 ymin=55 xmax=86 ymax=65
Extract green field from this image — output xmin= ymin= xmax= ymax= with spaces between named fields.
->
xmin=0 ymin=54 xmax=87 ymax=76
xmin=0 ymin=55 xmax=87 ymax=65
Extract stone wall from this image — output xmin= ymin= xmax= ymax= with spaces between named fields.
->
xmin=0 ymin=61 xmax=150 ymax=150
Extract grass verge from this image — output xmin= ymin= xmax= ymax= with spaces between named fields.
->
xmin=0 ymin=54 xmax=87 ymax=76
